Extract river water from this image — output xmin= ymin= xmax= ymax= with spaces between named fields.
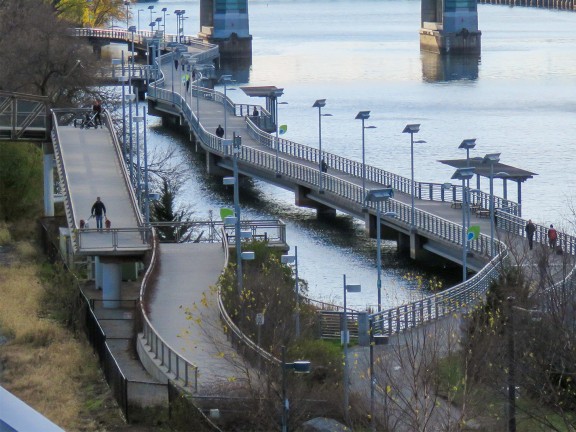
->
xmin=124 ymin=0 xmax=576 ymax=308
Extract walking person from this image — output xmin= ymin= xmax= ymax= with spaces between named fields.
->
xmin=525 ymin=219 xmax=536 ymax=250
xmin=215 ymin=124 xmax=224 ymax=138
xmin=321 ymin=159 xmax=328 ymax=173
xmin=92 ymin=100 xmax=102 ymax=127
xmin=91 ymin=197 xmax=107 ymax=232
xmin=547 ymin=224 xmax=557 ymax=250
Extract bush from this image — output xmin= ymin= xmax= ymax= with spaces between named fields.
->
xmin=0 ymin=142 xmax=43 ymax=222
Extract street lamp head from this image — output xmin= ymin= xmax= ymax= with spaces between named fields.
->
xmin=383 ymin=211 xmax=397 ymax=218
xmin=148 ymin=5 xmax=154 ymax=10
xmin=162 ymin=7 xmax=167 ymax=12
xmin=403 ymin=123 xmax=420 ymax=134
xmin=313 ymin=99 xmax=326 ymax=108
xmin=224 ymin=216 xmax=237 ymax=226
xmin=124 ymin=1 xmax=130 ymax=5
xmin=156 ymin=17 xmax=162 ymax=22
xmin=219 ymin=74 xmax=233 ymax=83
xmin=365 ymin=188 xmax=394 ymax=202
xmin=223 ymin=176 xmax=235 ymax=185
xmin=459 ymin=138 xmax=477 ymax=150
xmin=128 ymin=25 xmax=136 ymax=32
xmin=451 ymin=167 xmax=475 ymax=181
xmin=442 ymin=182 xmax=452 ymax=190
xmin=483 ymin=152 xmax=501 ymax=164
xmin=241 ymin=251 xmax=255 ymax=260
xmin=281 ymin=254 xmax=296 ymax=264
xmin=345 ymin=284 xmax=361 ymax=293
xmin=355 ymin=110 xmax=370 ymax=120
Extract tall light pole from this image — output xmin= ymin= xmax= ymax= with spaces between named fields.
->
xmin=483 ymin=153 xmax=501 ymax=256
xmin=219 ymin=74 xmax=235 ymax=138
xmin=365 ymin=188 xmax=395 ymax=312
xmin=313 ymin=99 xmax=332 ymax=194
xmin=451 ymin=168 xmax=475 ymax=281
xmin=272 ymin=88 xmax=286 ymax=177
xmin=148 ymin=5 xmax=154 ymax=30
xmin=355 ymin=111 xmax=376 ymax=208
xmin=161 ymin=7 xmax=167 ymax=36
xmin=342 ymin=274 xmax=361 ymax=425
xmin=281 ymin=247 xmax=300 ymax=337
xmin=123 ymin=1 xmax=130 ymax=29
xmin=402 ymin=124 xmax=426 ymax=228
xmin=137 ymin=9 xmax=143 ymax=32
xmin=223 ymin=135 xmax=253 ymax=296
xmin=280 ymin=346 xmax=311 ymax=432
xmin=459 ymin=138 xmax=477 ymax=228
xmin=133 ymin=112 xmax=150 ymax=223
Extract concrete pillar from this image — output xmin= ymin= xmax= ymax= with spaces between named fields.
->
xmin=102 ymin=262 xmax=122 ymax=309
xmin=206 ymin=152 xmax=228 ymax=176
xmin=95 ymin=256 xmax=103 ymax=290
xmin=43 ymin=144 xmax=54 ymax=217
xmin=357 ymin=312 xmax=370 ymax=347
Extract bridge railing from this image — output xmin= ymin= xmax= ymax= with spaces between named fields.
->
xmin=139 ymin=230 xmax=199 ymax=392
xmin=0 ymin=91 xmax=49 ymax=141
xmin=370 ymin=251 xmax=507 ymax=336
xmin=50 ymin=108 xmax=149 ymax=251
xmin=242 ymin=119 xmax=520 ymax=214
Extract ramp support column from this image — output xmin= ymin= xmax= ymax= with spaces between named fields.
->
xmin=43 ymin=143 xmax=54 ymax=217
xmin=102 ymin=260 xmax=122 ymax=309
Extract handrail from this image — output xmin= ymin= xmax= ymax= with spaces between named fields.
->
xmin=139 ymin=229 xmax=199 ymax=392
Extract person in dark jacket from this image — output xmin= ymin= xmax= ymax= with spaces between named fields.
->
xmin=215 ymin=125 xmax=224 ymax=138
xmin=91 ymin=196 xmax=107 ymax=231
xmin=525 ymin=219 xmax=536 ymax=250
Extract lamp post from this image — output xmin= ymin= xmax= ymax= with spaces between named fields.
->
xmin=133 ymin=112 xmax=150 ymax=223
xmin=137 ymin=9 xmax=143 ymax=32
xmin=365 ymin=188 xmax=395 ymax=312
xmin=281 ymin=247 xmax=300 ymax=337
xmin=148 ymin=5 xmax=154 ymax=29
xmin=280 ymin=345 xmax=311 ymax=432
xmin=272 ymin=89 xmax=286 ymax=177
xmin=342 ymin=274 xmax=361 ymax=425
xmin=402 ymin=124 xmax=426 ymax=228
xmin=313 ymin=99 xmax=332 ymax=194
xmin=161 ymin=7 xmax=167 ymax=36
xmin=451 ymin=168 xmax=475 ymax=281
xmin=223 ymin=134 xmax=246 ymax=296
xmin=355 ymin=111 xmax=376 ymax=208
xmin=459 ymin=138 xmax=477 ymax=228
xmin=124 ymin=1 xmax=130 ymax=29
xmin=483 ymin=153 xmax=501 ymax=256
xmin=219 ymin=74 xmax=235 ymax=138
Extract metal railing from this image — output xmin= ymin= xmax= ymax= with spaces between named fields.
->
xmin=0 ymin=91 xmax=49 ymax=141
xmin=51 ymin=108 xmax=151 ymax=253
xmin=139 ymin=230 xmax=199 ymax=392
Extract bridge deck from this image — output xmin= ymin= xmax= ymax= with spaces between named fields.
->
xmin=55 ymin=117 xmax=147 ymax=255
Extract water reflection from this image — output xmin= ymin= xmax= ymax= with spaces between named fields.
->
xmin=421 ymin=52 xmax=480 ymax=82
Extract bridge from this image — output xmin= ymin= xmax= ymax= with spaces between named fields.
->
xmin=2 ymin=25 xmax=576 ymax=424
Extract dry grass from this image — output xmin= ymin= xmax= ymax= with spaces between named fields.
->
xmin=0 ymin=241 xmax=127 ymax=431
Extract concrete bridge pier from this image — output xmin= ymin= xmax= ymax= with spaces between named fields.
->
xmin=198 ymin=0 xmax=252 ymax=61
xmin=295 ymin=185 xmax=336 ymax=218
xmin=101 ymin=258 xmax=122 ymax=309
xmin=95 ymin=256 xmax=103 ymax=290
xmin=43 ymin=143 xmax=55 ymax=217
xmin=365 ymin=213 xmax=401 ymax=242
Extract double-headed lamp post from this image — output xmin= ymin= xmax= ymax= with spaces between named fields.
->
xmin=402 ymin=124 xmax=426 ymax=228
xmin=220 ymin=74 xmax=235 ymax=138
xmin=365 ymin=188 xmax=395 ymax=312
xmin=281 ymin=247 xmax=300 ymax=337
xmin=342 ymin=275 xmax=361 ymax=425
xmin=355 ymin=111 xmax=376 ymax=208
xmin=313 ymin=99 xmax=332 ymax=194
xmin=281 ymin=346 xmax=311 ymax=432
xmin=451 ymin=168 xmax=475 ymax=281
xmin=272 ymin=88 xmax=286 ymax=178
xmin=482 ymin=153 xmax=501 ymax=257
xmin=223 ymin=135 xmax=254 ymax=296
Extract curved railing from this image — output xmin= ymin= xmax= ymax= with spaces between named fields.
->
xmin=146 ymin=49 xmax=542 ymax=343
xmin=139 ymin=230 xmax=199 ymax=392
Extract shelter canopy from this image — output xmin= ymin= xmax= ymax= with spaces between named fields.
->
xmin=438 ymin=157 xmax=537 ymax=183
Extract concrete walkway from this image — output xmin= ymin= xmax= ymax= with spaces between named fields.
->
xmin=148 ymin=243 xmax=249 ymax=394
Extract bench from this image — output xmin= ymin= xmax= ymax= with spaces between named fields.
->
xmin=451 ymin=200 xmax=462 ymax=209
xmin=476 ymin=210 xmax=490 ymax=218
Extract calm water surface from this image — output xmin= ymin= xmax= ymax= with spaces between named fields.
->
xmin=129 ymin=0 xmax=576 ymax=308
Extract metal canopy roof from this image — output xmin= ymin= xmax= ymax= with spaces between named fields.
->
xmin=438 ymin=157 xmax=538 ymax=182
xmin=240 ymin=86 xmax=284 ymax=98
